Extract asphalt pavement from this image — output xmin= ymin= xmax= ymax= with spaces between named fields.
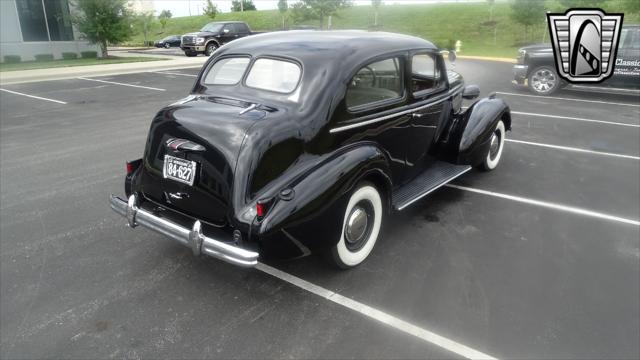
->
xmin=1 ymin=59 xmax=639 ymax=359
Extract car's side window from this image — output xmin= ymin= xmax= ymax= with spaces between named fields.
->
xmin=411 ymin=53 xmax=442 ymax=94
xmin=346 ymin=58 xmax=403 ymax=109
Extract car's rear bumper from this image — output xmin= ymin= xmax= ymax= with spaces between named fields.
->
xmin=109 ymin=194 xmax=259 ymax=267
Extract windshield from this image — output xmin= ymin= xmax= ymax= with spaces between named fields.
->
xmin=200 ymin=23 xmax=224 ymax=32
xmin=163 ymin=36 xmax=176 ymax=41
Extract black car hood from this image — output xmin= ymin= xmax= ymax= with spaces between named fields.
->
xmin=184 ymin=31 xmax=219 ymax=37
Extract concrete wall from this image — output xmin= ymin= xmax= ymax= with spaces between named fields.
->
xmin=0 ymin=0 xmax=98 ymax=62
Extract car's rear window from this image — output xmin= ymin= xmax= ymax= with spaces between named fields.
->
xmin=245 ymin=58 xmax=301 ymax=93
xmin=203 ymin=57 xmax=250 ymax=85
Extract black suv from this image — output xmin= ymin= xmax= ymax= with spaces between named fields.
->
xmin=181 ymin=21 xmax=257 ymax=57
xmin=513 ymin=24 xmax=640 ymax=95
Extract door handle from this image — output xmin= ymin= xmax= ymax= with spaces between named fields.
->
xmin=412 ymin=113 xmax=426 ymax=119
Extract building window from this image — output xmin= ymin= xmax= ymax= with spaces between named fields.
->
xmin=16 ymin=0 xmax=74 ymax=42
xmin=16 ymin=0 xmax=49 ymax=41
xmin=44 ymin=0 xmax=74 ymax=41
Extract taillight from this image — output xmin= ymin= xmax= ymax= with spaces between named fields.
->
xmin=126 ymin=159 xmax=142 ymax=175
xmin=256 ymin=203 xmax=265 ymax=218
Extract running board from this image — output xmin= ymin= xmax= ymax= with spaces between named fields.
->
xmin=392 ymin=162 xmax=471 ymax=210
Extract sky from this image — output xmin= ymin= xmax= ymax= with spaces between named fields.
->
xmin=151 ymin=0 xmax=483 ymax=17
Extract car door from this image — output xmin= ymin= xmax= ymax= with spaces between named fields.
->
xmin=219 ymin=24 xmax=237 ymax=44
xmin=333 ymin=55 xmax=414 ymax=185
xmin=405 ymin=51 xmax=449 ymax=178
xmin=610 ymin=26 xmax=640 ymax=89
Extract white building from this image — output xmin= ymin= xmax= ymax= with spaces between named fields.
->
xmin=0 ymin=0 xmax=98 ymax=62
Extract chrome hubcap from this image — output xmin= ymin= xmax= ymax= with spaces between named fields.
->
xmin=531 ymin=69 xmax=557 ymax=92
xmin=344 ymin=200 xmax=374 ymax=251
xmin=346 ymin=207 xmax=368 ymax=243
xmin=489 ymin=131 xmax=501 ymax=160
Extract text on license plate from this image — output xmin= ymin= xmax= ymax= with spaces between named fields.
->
xmin=163 ymin=155 xmax=197 ymax=186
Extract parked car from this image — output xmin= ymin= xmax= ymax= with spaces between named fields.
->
xmin=154 ymin=35 xmax=181 ymax=48
xmin=110 ymin=31 xmax=511 ymax=269
xmin=513 ymin=24 xmax=640 ymax=95
xmin=180 ymin=21 xmax=259 ymax=57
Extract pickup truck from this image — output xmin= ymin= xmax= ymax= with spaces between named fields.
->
xmin=513 ymin=24 xmax=640 ymax=95
xmin=181 ymin=21 xmax=259 ymax=57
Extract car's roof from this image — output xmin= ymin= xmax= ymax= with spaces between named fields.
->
xmin=216 ymin=31 xmax=436 ymax=79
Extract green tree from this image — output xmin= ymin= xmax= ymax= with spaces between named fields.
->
xmin=231 ymin=0 xmax=257 ymax=12
xmin=510 ymin=0 xmax=546 ymax=41
xmin=158 ymin=9 xmax=172 ymax=31
xmin=135 ymin=11 xmax=155 ymax=46
xmin=72 ymin=0 xmax=133 ymax=58
xmin=203 ymin=0 xmax=218 ymax=19
xmin=278 ymin=0 xmax=288 ymax=29
xmin=372 ymin=0 xmax=382 ymax=26
xmin=291 ymin=0 xmax=352 ymax=29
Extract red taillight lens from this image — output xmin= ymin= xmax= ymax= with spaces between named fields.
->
xmin=126 ymin=162 xmax=135 ymax=175
xmin=256 ymin=203 xmax=265 ymax=218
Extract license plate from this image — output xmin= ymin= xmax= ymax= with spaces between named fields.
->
xmin=163 ymin=155 xmax=197 ymax=186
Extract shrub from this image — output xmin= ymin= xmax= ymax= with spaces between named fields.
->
xmin=81 ymin=51 xmax=98 ymax=59
xmin=62 ymin=52 xmax=78 ymax=60
xmin=3 ymin=55 xmax=21 ymax=63
xmin=34 ymin=54 xmax=54 ymax=61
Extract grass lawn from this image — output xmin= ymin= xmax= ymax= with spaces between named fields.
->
xmin=127 ymin=2 xmax=639 ymax=58
xmin=0 ymin=56 xmax=165 ymax=72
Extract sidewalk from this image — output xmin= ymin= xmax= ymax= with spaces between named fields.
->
xmin=0 ymin=51 xmax=207 ymax=85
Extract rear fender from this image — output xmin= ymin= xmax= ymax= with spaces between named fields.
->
xmin=454 ymin=97 xmax=511 ymax=166
xmin=256 ymin=143 xmax=391 ymax=252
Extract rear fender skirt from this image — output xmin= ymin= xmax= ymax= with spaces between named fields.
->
xmin=453 ymin=97 xmax=511 ymax=166
xmin=256 ymin=144 xmax=391 ymax=251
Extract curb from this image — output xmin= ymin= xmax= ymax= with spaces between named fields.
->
xmin=458 ymin=55 xmax=516 ymax=63
xmin=0 ymin=59 xmax=207 ymax=85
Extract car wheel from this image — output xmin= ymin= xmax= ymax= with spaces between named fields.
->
xmin=164 ymin=43 xmax=170 ymax=49
xmin=528 ymin=66 xmax=560 ymax=95
xmin=478 ymin=120 xmax=505 ymax=171
xmin=205 ymin=42 xmax=218 ymax=56
xmin=184 ymin=51 xmax=197 ymax=57
xmin=330 ymin=181 xmax=383 ymax=269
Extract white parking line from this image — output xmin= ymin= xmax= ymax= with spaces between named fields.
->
xmin=506 ymin=139 xmax=640 ymax=160
xmin=445 ymin=184 xmax=640 ymax=226
xmin=511 ymin=111 xmax=640 ymax=128
xmin=256 ymin=262 xmax=498 ymax=360
xmin=496 ymin=91 xmax=640 ymax=108
xmin=153 ymin=71 xmax=197 ymax=77
xmin=0 ymin=88 xmax=67 ymax=104
xmin=77 ymin=77 xmax=166 ymax=91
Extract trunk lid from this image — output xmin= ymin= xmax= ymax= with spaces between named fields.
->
xmin=139 ymin=96 xmax=265 ymax=225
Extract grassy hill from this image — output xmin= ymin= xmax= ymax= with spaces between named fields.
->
xmin=127 ymin=2 xmax=638 ymax=58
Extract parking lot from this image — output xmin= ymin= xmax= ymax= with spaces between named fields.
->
xmin=1 ymin=59 xmax=638 ymax=359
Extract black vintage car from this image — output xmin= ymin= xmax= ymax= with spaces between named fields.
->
xmin=513 ymin=24 xmax=640 ymax=95
xmin=181 ymin=21 xmax=257 ymax=57
xmin=110 ymin=31 xmax=511 ymax=269
xmin=154 ymin=35 xmax=181 ymax=48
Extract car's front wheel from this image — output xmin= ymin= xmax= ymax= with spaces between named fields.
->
xmin=205 ymin=42 xmax=218 ymax=56
xmin=330 ymin=182 xmax=383 ymax=269
xmin=478 ymin=120 xmax=506 ymax=171
xmin=164 ymin=43 xmax=171 ymax=49
xmin=528 ymin=66 xmax=561 ymax=95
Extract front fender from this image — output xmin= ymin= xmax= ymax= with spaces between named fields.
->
xmin=457 ymin=97 xmax=511 ymax=165
xmin=257 ymin=143 xmax=391 ymax=252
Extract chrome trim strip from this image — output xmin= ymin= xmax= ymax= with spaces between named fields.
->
xmin=396 ymin=166 xmax=472 ymax=210
xmin=330 ymin=84 xmax=463 ymax=134
xmin=110 ymin=194 xmax=259 ymax=267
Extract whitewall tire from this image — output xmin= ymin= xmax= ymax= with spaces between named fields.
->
xmin=331 ymin=182 xmax=383 ymax=269
xmin=478 ymin=120 xmax=505 ymax=171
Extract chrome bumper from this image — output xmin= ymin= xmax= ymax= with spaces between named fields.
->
xmin=109 ymin=194 xmax=259 ymax=267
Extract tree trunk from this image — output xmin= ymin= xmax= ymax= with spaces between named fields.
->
xmin=374 ymin=10 xmax=378 ymax=26
xmin=100 ymin=41 xmax=108 ymax=58
xmin=319 ymin=15 xmax=324 ymax=30
xmin=282 ymin=15 xmax=285 ymax=30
